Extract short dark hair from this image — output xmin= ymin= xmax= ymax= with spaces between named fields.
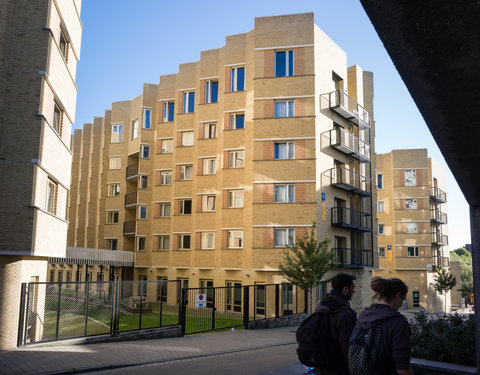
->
xmin=331 ymin=273 xmax=356 ymax=290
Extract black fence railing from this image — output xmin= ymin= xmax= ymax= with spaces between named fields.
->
xmin=123 ymin=221 xmax=136 ymax=236
xmin=430 ymin=187 xmax=446 ymax=203
xmin=331 ymin=207 xmax=372 ymax=231
xmin=126 ymin=164 xmax=138 ymax=180
xmin=124 ymin=192 xmax=137 ymax=207
xmin=334 ymin=247 xmax=373 ymax=268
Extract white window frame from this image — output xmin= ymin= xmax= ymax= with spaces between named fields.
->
xmin=106 ymin=211 xmax=119 ymax=224
xmin=178 ymin=234 xmax=191 ymax=250
xmin=274 ymin=100 xmax=294 ymax=118
xmin=274 ymin=228 xmax=295 ymax=247
xmin=275 ymin=50 xmax=294 ymax=77
xmin=179 ymin=199 xmax=192 ymax=215
xmin=109 ymin=157 xmax=122 ymax=170
xmin=274 ymin=141 xmax=295 ymax=160
xmin=229 ymin=151 xmax=244 ymax=168
xmin=181 ymin=131 xmax=194 ymax=146
xmin=378 ymin=246 xmax=386 ymax=257
xmin=138 ymin=205 xmax=147 ymax=220
xmin=180 ymin=165 xmax=193 ymax=180
xmin=407 ymin=246 xmax=419 ymax=257
xmin=274 ymin=184 xmax=295 ymax=203
xmin=405 ymin=199 xmax=417 ymax=210
xmin=161 ymin=139 xmax=173 ymax=154
xmin=202 ymin=195 xmax=216 ymax=212
xmin=111 ymin=124 xmax=123 ymax=143
xmin=204 ymin=123 xmax=217 ymax=139
xmin=405 ymin=170 xmax=416 ymax=186
xmin=141 ymin=144 xmax=150 ymax=159
xmin=228 ymin=230 xmax=243 ymax=249
xmin=205 ymin=80 xmax=218 ymax=104
xmin=159 ymin=202 xmax=171 ymax=217
xmin=106 ymin=239 xmax=118 ymax=250
xmin=229 ymin=113 xmax=245 ymax=130
xmin=132 ymin=119 xmax=139 ymax=140
xmin=377 ymin=174 xmax=383 ymax=189
xmin=157 ymin=235 xmax=170 ymax=251
xmin=377 ymin=201 xmax=384 ymax=212
xmin=142 ymin=108 xmax=152 ymax=129
xmin=203 ymin=158 xmax=216 ymax=175
xmin=46 ymin=179 xmax=56 ymax=214
xmin=406 ymin=222 xmax=418 ymax=233
xmin=160 ymin=171 xmax=172 ymax=185
xmin=53 ymin=102 xmax=63 ymax=135
xmin=163 ymin=101 xmax=174 ymax=122
xmin=108 ymin=183 xmax=120 ymax=197
xmin=378 ymin=224 xmax=385 ymax=234
xmin=228 ymin=190 xmax=244 ymax=208
xmin=139 ymin=175 xmax=148 ymax=189
xmin=231 ymin=67 xmax=245 ymax=92
xmin=137 ymin=237 xmax=146 ymax=252
xmin=183 ymin=91 xmax=195 ymax=113
xmin=201 ymin=232 xmax=215 ymax=250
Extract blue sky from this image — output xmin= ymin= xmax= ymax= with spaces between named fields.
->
xmin=75 ymin=0 xmax=470 ymax=250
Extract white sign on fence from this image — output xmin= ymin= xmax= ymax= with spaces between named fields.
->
xmin=196 ymin=293 xmax=207 ymax=308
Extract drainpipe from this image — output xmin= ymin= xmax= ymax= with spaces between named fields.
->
xmin=470 ymin=205 xmax=480 ymax=373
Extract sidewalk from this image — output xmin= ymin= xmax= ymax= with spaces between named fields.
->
xmin=0 ymin=327 xmax=303 ymax=375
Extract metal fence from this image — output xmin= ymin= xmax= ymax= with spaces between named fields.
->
xmin=18 ymin=281 xmax=306 ymax=345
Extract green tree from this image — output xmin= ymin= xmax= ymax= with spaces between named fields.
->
xmin=432 ymin=267 xmax=457 ymax=316
xmin=278 ymin=222 xmax=336 ymax=312
xmin=450 ymin=248 xmax=473 ymax=298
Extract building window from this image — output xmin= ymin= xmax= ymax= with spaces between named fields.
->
xmin=201 ymin=232 xmax=215 ymax=249
xmin=274 ymin=184 xmax=294 ymax=203
xmin=203 ymin=158 xmax=216 ymax=175
xmin=179 ymin=199 xmax=192 ymax=215
xmin=377 ymin=174 xmax=383 ymax=189
xmin=183 ymin=91 xmax=195 ymax=113
xmin=274 ymin=142 xmax=294 ymax=159
xmin=229 ymin=113 xmax=245 ymax=129
xmin=204 ymin=123 xmax=217 ymax=139
xmin=202 ymin=195 xmax=216 ymax=211
xmin=160 ymin=171 xmax=172 ymax=185
xmin=181 ymin=131 xmax=194 ymax=146
xmin=378 ymin=224 xmax=384 ymax=234
xmin=164 ymin=102 xmax=174 ymax=122
xmin=109 ymin=157 xmax=122 ymax=170
xmin=406 ymin=222 xmax=418 ymax=233
xmin=106 ymin=239 xmax=117 ymax=250
xmin=108 ymin=184 xmax=120 ymax=196
xmin=46 ymin=179 xmax=57 ymax=214
xmin=405 ymin=199 xmax=417 ymax=210
xmin=205 ymin=80 xmax=218 ymax=103
xmin=274 ymin=228 xmax=295 ymax=247
xmin=274 ymin=100 xmax=294 ymax=118
xmin=229 ymin=151 xmax=244 ymax=168
xmin=138 ymin=206 xmax=147 ymax=220
xmin=161 ymin=139 xmax=173 ymax=153
xmin=180 ymin=165 xmax=193 ymax=180
xmin=178 ymin=234 xmax=191 ymax=250
xmin=132 ymin=119 xmax=139 ymax=140
xmin=377 ymin=201 xmax=384 ymax=212
xmin=141 ymin=144 xmax=150 ymax=159
xmin=142 ymin=108 xmax=151 ymax=129
xmin=407 ymin=246 xmax=419 ymax=257
xmin=140 ymin=175 xmax=148 ymax=189
xmin=275 ymin=50 xmax=294 ymax=77
xmin=137 ymin=237 xmax=146 ymax=251
xmin=378 ymin=247 xmax=385 ymax=257
xmin=158 ymin=202 xmax=171 ymax=217
xmin=228 ymin=190 xmax=244 ymax=208
xmin=228 ymin=230 xmax=243 ymax=249
xmin=405 ymin=170 xmax=416 ymax=186
xmin=106 ymin=211 xmax=119 ymax=224
xmin=53 ymin=102 xmax=63 ymax=135
xmin=111 ymin=124 xmax=123 ymax=143
xmin=59 ymin=30 xmax=68 ymax=60
xmin=157 ymin=236 xmax=170 ymax=251
xmin=231 ymin=67 xmax=245 ymax=92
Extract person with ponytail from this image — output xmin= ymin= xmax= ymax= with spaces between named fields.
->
xmin=352 ymin=276 xmax=414 ymax=375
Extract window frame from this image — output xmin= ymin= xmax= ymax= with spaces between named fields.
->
xmin=202 ymin=195 xmax=216 ymax=212
xmin=405 ymin=199 xmax=418 ymax=210
xmin=108 ymin=183 xmax=120 ymax=197
xmin=161 ymin=139 xmax=173 ymax=153
xmin=274 ymin=228 xmax=295 ymax=248
xmin=137 ymin=237 xmax=146 ymax=252
xmin=274 ymin=184 xmax=295 ymax=203
xmin=106 ymin=239 xmax=118 ymax=250
xmin=201 ymin=232 xmax=215 ymax=250
xmin=229 ymin=113 xmax=245 ymax=130
xmin=228 ymin=190 xmax=244 ymax=208
xmin=109 ymin=157 xmax=122 ymax=170
xmin=406 ymin=222 xmax=418 ymax=233
xmin=378 ymin=247 xmax=386 ymax=257
xmin=163 ymin=101 xmax=175 ymax=122
xmin=181 ymin=131 xmax=195 ymax=146
xmin=132 ymin=119 xmax=139 ymax=140
xmin=377 ymin=201 xmax=384 ymax=212
xmin=377 ymin=174 xmax=383 ymax=189
xmin=111 ymin=124 xmax=123 ymax=143
xmin=407 ymin=246 xmax=419 ymax=257
xmin=205 ymin=80 xmax=219 ymax=104
xmin=180 ymin=165 xmax=193 ymax=180
xmin=138 ymin=205 xmax=147 ymax=220
xmin=139 ymin=175 xmax=148 ymax=189
xmin=178 ymin=234 xmax=191 ymax=250
xmin=274 ymin=141 xmax=295 ymax=160
xmin=46 ymin=179 xmax=56 ymax=214
xmin=405 ymin=170 xmax=417 ymax=186
xmin=179 ymin=199 xmax=192 ymax=215
xmin=106 ymin=211 xmax=119 ymax=224
xmin=274 ymin=100 xmax=294 ymax=118
xmin=53 ymin=102 xmax=63 ymax=135
xmin=157 ymin=235 xmax=170 ymax=251
xmin=275 ymin=50 xmax=294 ymax=77
xmin=183 ymin=91 xmax=195 ymax=113
xmin=142 ymin=108 xmax=152 ymax=129
xmin=231 ymin=67 xmax=245 ymax=92
xmin=227 ymin=230 xmax=243 ymax=249
xmin=203 ymin=158 xmax=216 ymax=175
xmin=228 ymin=150 xmax=245 ymax=168
xmin=204 ymin=123 xmax=217 ymax=139
xmin=378 ymin=224 xmax=385 ymax=234
xmin=158 ymin=202 xmax=171 ymax=217
xmin=160 ymin=171 xmax=172 ymax=185
xmin=141 ymin=144 xmax=150 ymax=159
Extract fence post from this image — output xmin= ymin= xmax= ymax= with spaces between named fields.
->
xmin=55 ymin=282 xmax=62 ymax=340
xmin=243 ymin=286 xmax=249 ymax=330
xmin=180 ymin=287 xmax=187 ymax=336
xmin=211 ymin=288 xmax=216 ymax=332
xmin=275 ymin=284 xmax=280 ymax=318
xmin=159 ymin=281 xmax=164 ymax=328
xmin=17 ymin=283 xmax=27 ymax=346
xmin=84 ymin=280 xmax=90 ymax=337
xmin=139 ymin=282 xmax=143 ymax=330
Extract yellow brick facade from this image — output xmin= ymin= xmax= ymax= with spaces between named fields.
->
xmin=373 ymin=149 xmax=450 ymax=313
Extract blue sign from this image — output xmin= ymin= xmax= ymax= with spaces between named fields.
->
xmin=321 ymin=193 xmax=326 ymax=202
xmin=387 ymin=245 xmax=392 ymax=250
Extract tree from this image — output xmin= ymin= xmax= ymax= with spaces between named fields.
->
xmin=278 ymin=222 xmax=336 ymax=312
xmin=450 ymin=248 xmax=473 ymax=298
xmin=432 ymin=267 xmax=457 ymax=316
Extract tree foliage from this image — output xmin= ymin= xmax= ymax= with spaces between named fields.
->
xmin=432 ymin=266 xmax=457 ymax=316
xmin=278 ymin=222 xmax=336 ymax=292
xmin=450 ymin=248 xmax=473 ymax=298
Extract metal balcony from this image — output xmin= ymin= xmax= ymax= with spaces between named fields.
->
xmin=125 ymin=192 xmax=138 ymax=208
xmin=334 ymin=248 xmax=373 ymax=268
xmin=331 ymin=207 xmax=372 ymax=232
xmin=329 ymin=128 xmax=371 ymax=162
xmin=432 ymin=232 xmax=448 ymax=246
xmin=49 ymin=247 xmax=134 ymax=267
xmin=329 ymin=167 xmax=372 ymax=196
xmin=123 ymin=221 xmax=136 ymax=236
xmin=329 ymin=90 xmax=370 ymax=128
xmin=430 ymin=187 xmax=446 ymax=203
xmin=431 ymin=209 xmax=448 ymax=224
xmin=126 ymin=164 xmax=139 ymax=180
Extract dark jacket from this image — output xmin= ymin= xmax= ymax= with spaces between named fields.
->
xmin=315 ymin=289 xmax=357 ymax=375
xmin=357 ymin=303 xmax=411 ymax=374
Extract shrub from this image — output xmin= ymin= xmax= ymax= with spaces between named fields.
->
xmin=410 ymin=310 xmax=475 ymax=366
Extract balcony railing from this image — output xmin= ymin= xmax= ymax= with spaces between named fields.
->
xmin=430 ymin=187 xmax=446 ymax=203
xmin=329 ymin=128 xmax=370 ymax=161
xmin=125 ymin=192 xmax=138 ymax=208
xmin=331 ymin=207 xmax=372 ymax=231
xmin=431 ymin=209 xmax=448 ymax=224
xmin=432 ymin=232 xmax=448 ymax=246
xmin=329 ymin=90 xmax=370 ymax=128
xmin=334 ymin=248 xmax=373 ymax=268
xmin=329 ymin=167 xmax=372 ymax=196
xmin=123 ymin=221 xmax=136 ymax=236
xmin=49 ymin=247 xmax=133 ymax=267
xmin=126 ymin=164 xmax=139 ymax=180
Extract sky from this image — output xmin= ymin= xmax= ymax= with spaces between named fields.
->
xmin=74 ymin=0 xmax=471 ymax=250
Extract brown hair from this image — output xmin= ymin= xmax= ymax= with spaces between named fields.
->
xmin=371 ymin=276 xmax=408 ymax=302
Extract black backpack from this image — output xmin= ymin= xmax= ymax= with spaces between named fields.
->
xmin=296 ymin=309 xmax=342 ymax=369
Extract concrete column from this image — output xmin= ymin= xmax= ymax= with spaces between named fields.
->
xmin=469 ymin=205 xmax=480 ymax=373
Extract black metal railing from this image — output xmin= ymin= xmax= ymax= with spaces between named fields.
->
xmin=126 ymin=164 xmax=139 ymax=180
xmin=432 ymin=232 xmax=448 ymax=246
xmin=430 ymin=187 xmax=446 ymax=203
xmin=331 ymin=207 xmax=372 ymax=231
xmin=334 ymin=248 xmax=373 ymax=268
xmin=329 ymin=128 xmax=370 ymax=161
xmin=123 ymin=221 xmax=136 ymax=236
xmin=124 ymin=192 xmax=137 ymax=207
xmin=328 ymin=90 xmax=370 ymax=128
xmin=431 ymin=209 xmax=447 ymax=224
xmin=329 ymin=167 xmax=372 ymax=196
